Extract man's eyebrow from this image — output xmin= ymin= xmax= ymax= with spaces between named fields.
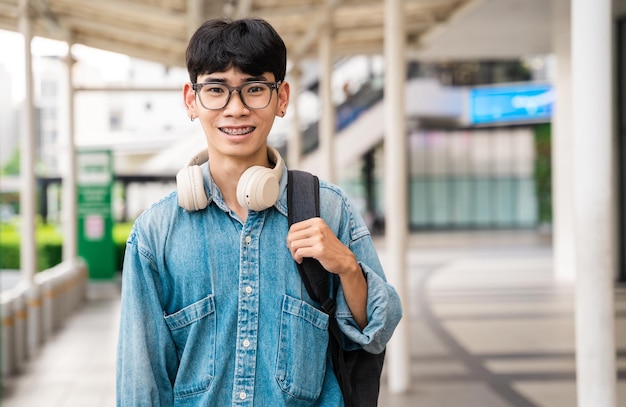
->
xmin=200 ymin=75 xmax=269 ymax=83
xmin=200 ymin=77 xmax=227 ymax=83
xmin=245 ymin=76 xmax=268 ymax=82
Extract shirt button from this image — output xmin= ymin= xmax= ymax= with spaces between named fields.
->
xmin=243 ymin=339 xmax=250 ymax=347
xmin=245 ymin=235 xmax=251 ymax=244
xmin=245 ymin=286 xmax=252 ymax=294
xmin=239 ymin=391 xmax=247 ymax=400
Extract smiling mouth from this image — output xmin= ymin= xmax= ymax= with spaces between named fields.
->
xmin=220 ymin=127 xmax=255 ymax=136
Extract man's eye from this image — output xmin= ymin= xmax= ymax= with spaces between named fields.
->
xmin=205 ymin=86 xmax=225 ymax=94
xmin=249 ymin=86 xmax=262 ymax=92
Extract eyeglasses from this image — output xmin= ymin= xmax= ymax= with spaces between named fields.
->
xmin=192 ymin=81 xmax=280 ymax=110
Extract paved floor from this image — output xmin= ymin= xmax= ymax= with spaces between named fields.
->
xmin=1 ymin=230 xmax=625 ymax=406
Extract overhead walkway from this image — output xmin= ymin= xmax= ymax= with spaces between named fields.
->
xmin=2 ymin=230 xmax=625 ymax=406
xmin=287 ymin=75 xmax=463 ymax=176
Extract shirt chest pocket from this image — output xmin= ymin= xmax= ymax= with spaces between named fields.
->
xmin=275 ymin=295 xmax=330 ymax=402
xmin=164 ymin=295 xmax=216 ymax=399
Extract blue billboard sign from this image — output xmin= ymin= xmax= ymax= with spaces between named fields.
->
xmin=468 ymin=83 xmax=554 ymax=125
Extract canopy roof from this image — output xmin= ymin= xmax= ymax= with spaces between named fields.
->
xmin=0 ymin=0 xmax=544 ymax=68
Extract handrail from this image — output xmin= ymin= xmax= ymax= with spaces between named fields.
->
xmin=296 ymin=77 xmax=385 ymax=156
xmin=1 ymin=259 xmax=87 ymax=378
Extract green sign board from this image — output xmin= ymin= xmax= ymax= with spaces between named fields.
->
xmin=77 ymin=150 xmax=115 ymax=280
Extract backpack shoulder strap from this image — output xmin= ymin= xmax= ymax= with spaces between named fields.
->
xmin=288 ymin=170 xmax=320 ymax=223
xmin=287 ymin=170 xmax=334 ymax=313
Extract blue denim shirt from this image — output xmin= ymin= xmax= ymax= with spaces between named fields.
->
xmin=116 ymin=163 xmax=403 ymax=406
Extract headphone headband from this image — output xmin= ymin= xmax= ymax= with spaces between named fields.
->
xmin=176 ymin=147 xmax=284 ymax=212
xmin=184 ymin=147 xmax=280 ymax=170
xmin=186 ymin=150 xmax=209 ymax=166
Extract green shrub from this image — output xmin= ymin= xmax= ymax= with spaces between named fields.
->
xmin=38 ymin=243 xmax=63 ymax=270
xmin=0 ymin=241 xmax=20 ymax=270
xmin=0 ymin=223 xmax=62 ymax=271
xmin=534 ymin=123 xmax=552 ymax=225
xmin=0 ymin=222 xmax=133 ymax=271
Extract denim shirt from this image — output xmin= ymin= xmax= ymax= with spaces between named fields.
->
xmin=116 ymin=163 xmax=403 ymax=406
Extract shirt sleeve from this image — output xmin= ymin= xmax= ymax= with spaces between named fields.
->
xmin=330 ymin=195 xmax=403 ymax=355
xmin=116 ymin=224 xmax=178 ymax=406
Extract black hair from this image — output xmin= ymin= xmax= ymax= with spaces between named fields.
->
xmin=185 ymin=18 xmax=287 ymax=84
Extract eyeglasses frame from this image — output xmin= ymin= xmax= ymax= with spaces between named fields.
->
xmin=192 ymin=80 xmax=281 ymax=111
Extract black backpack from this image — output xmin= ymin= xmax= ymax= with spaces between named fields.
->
xmin=287 ymin=170 xmax=386 ymax=407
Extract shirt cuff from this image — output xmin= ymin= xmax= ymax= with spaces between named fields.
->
xmin=334 ymin=263 xmax=392 ymax=353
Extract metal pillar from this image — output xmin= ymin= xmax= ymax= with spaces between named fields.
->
xmin=18 ymin=0 xmax=43 ymax=357
xmin=551 ymin=0 xmax=576 ymax=282
xmin=572 ymin=0 xmax=617 ymax=406
xmin=318 ymin=15 xmax=335 ymax=183
xmin=62 ymin=47 xmax=77 ymax=262
xmin=18 ymin=0 xmax=37 ymax=284
xmin=287 ymin=65 xmax=303 ymax=170
xmin=384 ymin=0 xmax=410 ymax=394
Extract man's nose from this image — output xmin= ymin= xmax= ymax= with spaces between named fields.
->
xmin=223 ymin=90 xmax=249 ymax=113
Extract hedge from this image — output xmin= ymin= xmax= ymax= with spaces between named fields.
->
xmin=0 ymin=223 xmax=132 ymax=272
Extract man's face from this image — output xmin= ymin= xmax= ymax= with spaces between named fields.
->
xmin=184 ymin=67 xmax=289 ymax=163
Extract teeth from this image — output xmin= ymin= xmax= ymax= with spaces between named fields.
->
xmin=221 ymin=127 xmax=253 ymax=135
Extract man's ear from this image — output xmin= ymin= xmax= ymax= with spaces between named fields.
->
xmin=277 ymin=81 xmax=290 ymax=116
xmin=183 ymin=83 xmax=197 ymax=118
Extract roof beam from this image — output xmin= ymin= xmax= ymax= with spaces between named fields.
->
xmin=292 ymin=0 xmax=341 ymax=60
xmin=235 ymin=0 xmax=253 ymax=18
xmin=29 ymin=0 xmax=68 ymax=38
xmin=53 ymin=0 xmax=187 ymax=29
xmin=415 ymin=0 xmax=484 ymax=47
xmin=0 ymin=3 xmax=18 ymax=21
xmin=72 ymin=32 xmax=184 ymax=66
xmin=64 ymin=15 xmax=186 ymax=42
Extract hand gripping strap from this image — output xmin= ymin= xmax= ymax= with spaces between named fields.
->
xmin=287 ymin=170 xmax=352 ymax=406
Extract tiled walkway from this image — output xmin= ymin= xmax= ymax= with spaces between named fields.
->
xmin=2 ymin=231 xmax=625 ymax=406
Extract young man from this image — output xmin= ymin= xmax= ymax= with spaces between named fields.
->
xmin=116 ymin=18 xmax=402 ymax=406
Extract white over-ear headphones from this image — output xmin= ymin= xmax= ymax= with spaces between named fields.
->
xmin=176 ymin=146 xmax=284 ymax=212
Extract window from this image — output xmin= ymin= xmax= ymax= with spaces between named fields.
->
xmin=110 ymin=110 xmax=123 ymax=131
xmin=41 ymin=80 xmax=57 ymax=97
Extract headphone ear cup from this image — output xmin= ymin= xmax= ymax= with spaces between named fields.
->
xmin=237 ymin=166 xmax=280 ymax=211
xmin=176 ymin=165 xmax=208 ymax=211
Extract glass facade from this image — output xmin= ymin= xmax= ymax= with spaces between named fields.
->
xmin=407 ymin=127 xmax=537 ymax=229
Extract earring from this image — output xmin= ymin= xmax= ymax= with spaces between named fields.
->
xmin=190 ymin=115 xmax=195 ymax=122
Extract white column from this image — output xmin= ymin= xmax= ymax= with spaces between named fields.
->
xmin=18 ymin=0 xmax=37 ymax=285
xmin=384 ymin=0 xmax=410 ymax=394
xmin=62 ymin=48 xmax=78 ymax=262
xmin=318 ymin=17 xmax=335 ymax=183
xmin=571 ymin=0 xmax=617 ymax=406
xmin=551 ymin=0 xmax=576 ymax=282
xmin=287 ymin=65 xmax=303 ymax=170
